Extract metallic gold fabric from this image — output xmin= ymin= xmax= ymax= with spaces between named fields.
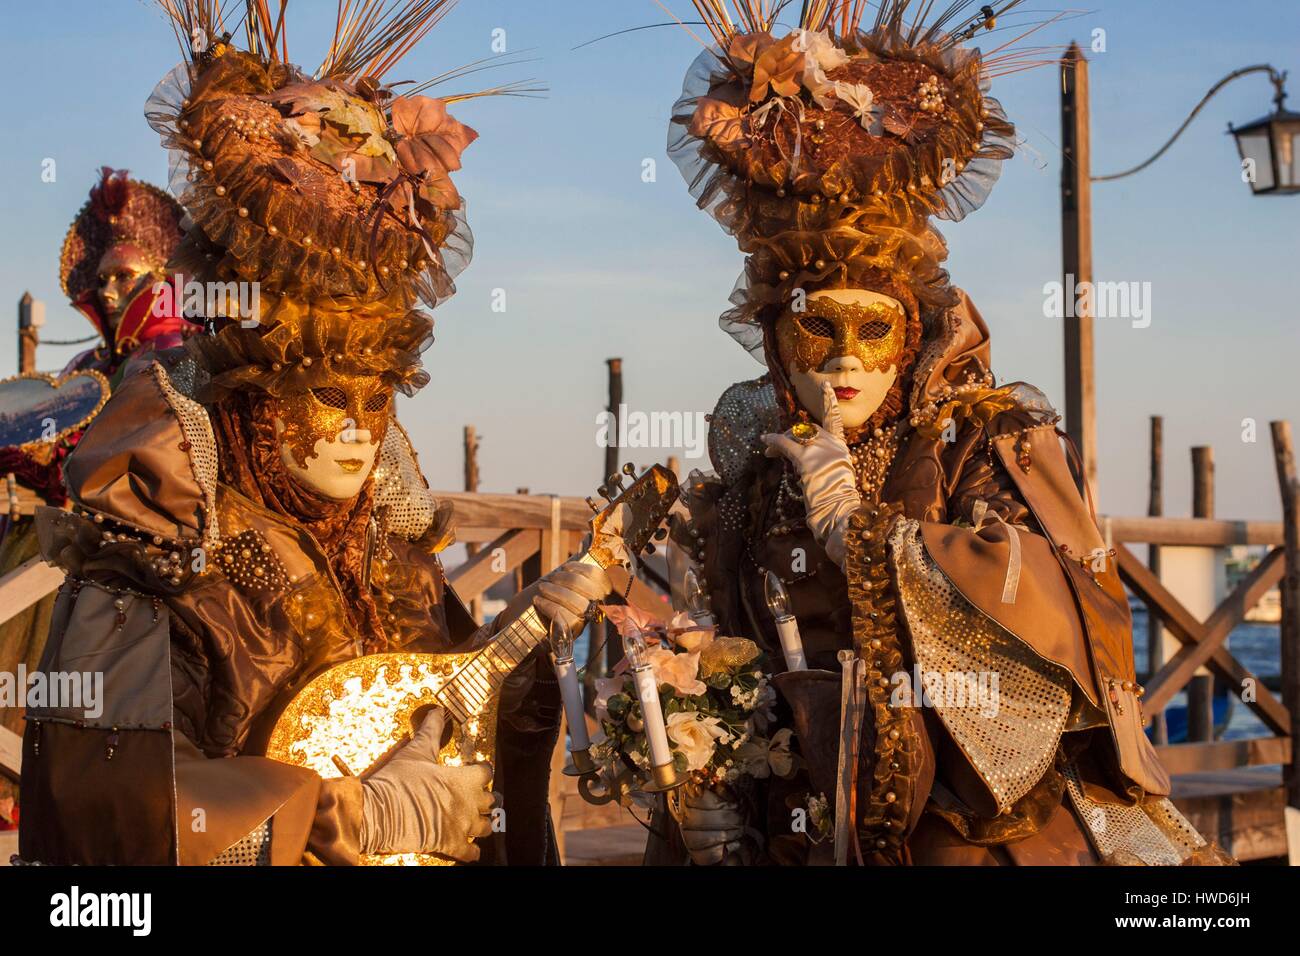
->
xmin=890 ymin=517 xmax=1072 ymax=815
xmin=269 ymin=373 xmax=391 ymax=469
xmin=208 ymin=819 xmax=271 ymax=866
xmin=843 ymin=501 xmax=926 ymax=861
xmin=372 ymin=418 xmax=446 ymax=542
xmin=776 ymin=296 xmax=906 ymax=374
xmin=186 ymin=295 xmax=434 ymax=402
xmin=1062 ymin=763 xmax=1212 ymax=866
xmin=151 ymin=361 xmax=221 ymax=551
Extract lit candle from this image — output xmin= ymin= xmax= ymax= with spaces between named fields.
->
xmin=765 ymin=571 xmax=807 ymax=672
xmin=624 ymin=628 xmax=677 ymax=789
xmin=548 ymin=620 xmax=592 ymax=770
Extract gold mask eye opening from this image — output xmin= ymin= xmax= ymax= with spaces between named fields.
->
xmin=362 ymin=392 xmax=390 ymax=413
xmin=858 ymin=319 xmax=893 ymax=340
xmin=796 ymin=314 xmax=834 ymax=339
xmin=311 ymin=386 xmax=348 ymax=410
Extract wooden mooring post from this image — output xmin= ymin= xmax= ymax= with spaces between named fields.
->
xmin=1059 ymin=43 xmax=1097 ymax=496
xmin=463 ymin=425 xmax=482 ymax=623
xmin=594 ymin=358 xmax=624 ymax=682
xmin=1187 ymin=446 xmax=1216 ymax=743
xmin=1147 ymin=416 xmax=1168 ymax=744
xmin=17 ymin=292 xmax=41 ymax=374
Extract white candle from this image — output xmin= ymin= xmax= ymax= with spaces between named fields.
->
xmin=553 ymin=655 xmax=591 ymax=752
xmin=632 ymin=665 xmax=673 ymax=768
xmin=765 ymin=570 xmax=807 ymax=672
xmin=775 ymin=615 xmax=808 ymax=672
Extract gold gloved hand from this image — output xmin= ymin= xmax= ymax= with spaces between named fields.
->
xmin=761 ymin=381 xmax=860 ymax=568
xmin=533 ymin=560 xmax=612 ymax=633
xmin=359 ymin=708 xmax=496 ymax=861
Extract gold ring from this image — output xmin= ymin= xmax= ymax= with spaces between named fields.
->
xmin=791 ymin=422 xmax=818 ymax=445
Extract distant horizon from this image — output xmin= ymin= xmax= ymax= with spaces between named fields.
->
xmin=1 ymin=0 xmax=1296 ymax=523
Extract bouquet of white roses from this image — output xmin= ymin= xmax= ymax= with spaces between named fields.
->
xmin=589 ymin=607 xmax=794 ymax=793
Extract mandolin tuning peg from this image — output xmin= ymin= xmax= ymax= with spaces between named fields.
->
xmin=622 ymin=462 xmax=637 ymax=477
xmin=586 ymin=496 xmax=601 ymax=513
xmin=606 ymin=474 xmax=627 ymax=493
xmin=597 ymin=484 xmax=611 ymax=500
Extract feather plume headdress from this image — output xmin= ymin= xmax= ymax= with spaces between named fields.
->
xmin=667 ymin=1 xmax=1052 ymax=360
xmin=145 ymin=1 xmax=531 ymax=398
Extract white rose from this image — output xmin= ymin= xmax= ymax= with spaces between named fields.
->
xmin=665 ymin=712 xmax=729 ymax=772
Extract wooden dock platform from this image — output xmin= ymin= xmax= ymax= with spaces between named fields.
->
xmin=1172 ymin=766 xmax=1287 ymax=862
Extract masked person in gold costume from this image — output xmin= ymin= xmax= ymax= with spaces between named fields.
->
xmin=17 ymin=1 xmax=608 ymax=865
xmin=652 ymin=1 xmax=1231 ymax=866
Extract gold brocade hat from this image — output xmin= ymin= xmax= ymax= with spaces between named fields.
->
xmin=668 ymin=1 xmax=1046 ymax=361
xmin=144 ymin=1 xmax=522 ymax=399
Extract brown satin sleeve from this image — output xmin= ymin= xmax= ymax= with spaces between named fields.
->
xmin=304 ymin=776 xmax=364 ymax=866
xmin=174 ymin=730 xmax=323 ymax=865
xmin=382 ymin=537 xmax=473 ymax=651
xmin=947 ymin=430 xmax=1035 ymax=529
xmin=62 ymin=362 xmax=205 ymax=541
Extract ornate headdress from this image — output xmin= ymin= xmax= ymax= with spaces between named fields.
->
xmin=59 ymin=167 xmax=185 ymax=341
xmin=146 ymin=0 xmax=505 ymax=400
xmin=669 ymin=1 xmax=1043 ymax=381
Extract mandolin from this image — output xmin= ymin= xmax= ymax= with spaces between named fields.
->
xmin=266 ymin=464 xmax=679 ymax=865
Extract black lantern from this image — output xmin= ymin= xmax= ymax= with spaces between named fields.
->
xmin=1228 ymin=71 xmax=1300 ymax=195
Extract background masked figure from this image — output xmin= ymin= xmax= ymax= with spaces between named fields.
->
xmin=59 ymin=167 xmax=193 ymax=384
xmin=655 ymin=2 xmax=1231 ymax=866
xmin=18 ymin=1 xmax=607 ymax=865
xmin=0 ymin=168 xmax=187 ymax=799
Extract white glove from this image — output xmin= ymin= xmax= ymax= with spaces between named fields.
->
xmin=760 ymin=381 xmax=861 ymax=568
xmin=670 ymin=786 xmax=748 ymax=866
xmin=360 ymin=708 xmax=496 ymax=861
xmin=533 ymin=560 xmax=613 ymax=633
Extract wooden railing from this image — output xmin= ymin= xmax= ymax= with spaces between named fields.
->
xmin=1099 ymin=423 xmax=1297 ymax=790
xmin=1105 ymin=516 xmax=1291 ymax=773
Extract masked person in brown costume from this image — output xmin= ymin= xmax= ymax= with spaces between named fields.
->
xmin=653 ymin=1 xmax=1231 ymax=866
xmin=17 ymin=0 xmax=609 ymax=866
xmin=1 ymin=170 xmax=187 ymax=760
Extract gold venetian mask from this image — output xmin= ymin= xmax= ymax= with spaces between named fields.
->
xmin=96 ymin=244 xmax=161 ymax=331
xmin=776 ymin=291 xmax=907 ymax=375
xmin=270 ymin=374 xmax=393 ymax=500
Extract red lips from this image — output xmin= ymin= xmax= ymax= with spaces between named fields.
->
xmin=833 ymin=387 xmax=860 ymax=401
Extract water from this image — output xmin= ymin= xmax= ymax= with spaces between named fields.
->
xmin=1130 ymin=604 xmax=1280 ymax=742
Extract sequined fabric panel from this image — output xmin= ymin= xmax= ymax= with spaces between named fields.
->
xmin=154 ymin=362 xmax=221 ymax=550
xmin=708 ymin=378 xmax=780 ymax=489
xmin=372 ymin=418 xmax=440 ymax=540
xmin=1063 ymin=763 xmax=1205 ymax=865
xmin=208 ymin=819 xmax=271 ymax=866
xmin=889 ymin=518 xmax=1072 ymax=813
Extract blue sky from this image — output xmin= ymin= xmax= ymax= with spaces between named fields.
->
xmin=1 ymin=1 xmax=1296 ymax=521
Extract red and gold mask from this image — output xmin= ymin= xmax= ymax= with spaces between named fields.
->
xmin=96 ymin=243 xmax=164 ymax=333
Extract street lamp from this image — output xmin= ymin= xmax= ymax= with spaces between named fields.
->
xmin=1228 ymin=70 xmax=1300 ymax=195
xmin=1060 ymin=56 xmax=1294 ymax=496
xmin=1093 ymin=63 xmax=1295 ymax=194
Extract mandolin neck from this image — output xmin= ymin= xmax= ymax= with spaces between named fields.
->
xmin=435 ymin=551 xmax=601 ymax=724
